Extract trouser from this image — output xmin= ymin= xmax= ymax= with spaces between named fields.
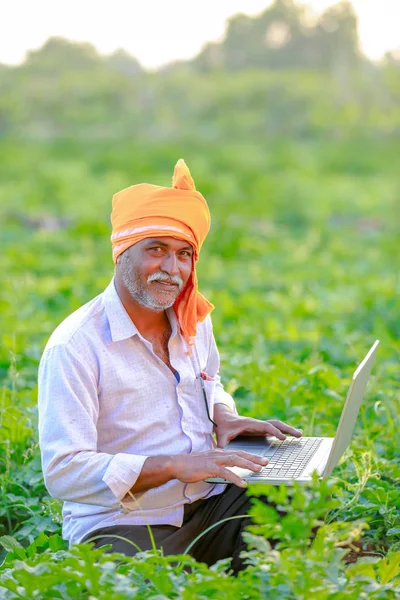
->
xmin=82 ymin=485 xmax=254 ymax=574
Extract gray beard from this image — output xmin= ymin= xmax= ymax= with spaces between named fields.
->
xmin=120 ymin=258 xmax=184 ymax=311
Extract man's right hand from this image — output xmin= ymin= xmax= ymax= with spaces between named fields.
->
xmin=170 ymin=449 xmax=268 ymax=488
xmin=127 ymin=450 xmax=268 ymax=497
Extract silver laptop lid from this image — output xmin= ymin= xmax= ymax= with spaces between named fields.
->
xmin=323 ymin=340 xmax=379 ymax=478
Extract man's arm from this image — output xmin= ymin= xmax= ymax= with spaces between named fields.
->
xmin=38 ymin=343 xmax=148 ymax=507
xmin=126 ymin=449 xmax=269 ymax=494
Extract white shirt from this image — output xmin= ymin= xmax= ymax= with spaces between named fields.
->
xmin=38 ymin=278 xmax=236 ymax=546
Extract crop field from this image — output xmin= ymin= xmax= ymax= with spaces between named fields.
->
xmin=0 ymin=131 xmax=399 ymax=598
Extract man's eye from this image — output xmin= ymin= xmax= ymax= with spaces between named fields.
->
xmin=180 ymin=251 xmax=192 ymax=257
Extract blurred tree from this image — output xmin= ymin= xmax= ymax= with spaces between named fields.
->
xmin=106 ymin=49 xmax=142 ymax=76
xmin=314 ymin=1 xmax=360 ymax=68
xmin=24 ymin=37 xmax=102 ymax=73
xmin=0 ymin=38 xmax=144 ymax=139
xmin=384 ymin=50 xmax=400 ymax=69
xmin=0 ymin=4 xmax=398 ymax=142
xmin=194 ymin=0 xmax=361 ymax=72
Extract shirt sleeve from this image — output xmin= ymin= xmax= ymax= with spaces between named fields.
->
xmin=38 ymin=343 xmax=148 ymax=507
xmin=205 ymin=319 xmax=238 ymax=414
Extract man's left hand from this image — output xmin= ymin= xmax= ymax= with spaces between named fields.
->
xmin=214 ymin=404 xmax=303 ymax=448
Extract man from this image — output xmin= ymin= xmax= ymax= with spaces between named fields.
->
xmin=38 ymin=159 xmax=302 ymax=573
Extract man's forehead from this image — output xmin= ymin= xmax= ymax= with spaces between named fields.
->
xmin=140 ymin=237 xmax=193 ymax=250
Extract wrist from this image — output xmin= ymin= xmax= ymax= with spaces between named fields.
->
xmin=164 ymin=454 xmax=179 ymax=480
xmin=214 ymin=403 xmax=237 ymax=424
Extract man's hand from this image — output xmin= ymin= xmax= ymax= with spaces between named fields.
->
xmin=213 ymin=404 xmax=303 ymax=448
xmin=170 ymin=449 xmax=268 ymax=488
xmin=128 ymin=407 xmax=302 ymax=496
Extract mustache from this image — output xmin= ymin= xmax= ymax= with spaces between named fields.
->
xmin=147 ymin=271 xmax=184 ymax=287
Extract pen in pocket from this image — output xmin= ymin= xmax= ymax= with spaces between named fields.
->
xmin=200 ymin=371 xmax=214 ymax=381
xmin=197 ymin=372 xmax=217 ymax=427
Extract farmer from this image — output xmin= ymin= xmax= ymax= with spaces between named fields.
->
xmin=38 ymin=159 xmax=302 ymax=573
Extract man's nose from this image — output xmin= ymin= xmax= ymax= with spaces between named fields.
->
xmin=161 ymin=252 xmax=179 ymax=275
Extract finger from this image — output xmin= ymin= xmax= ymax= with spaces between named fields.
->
xmin=234 ymin=418 xmax=287 ymax=440
xmin=219 ymin=454 xmax=267 ymax=472
xmin=234 ymin=451 xmax=269 ymax=466
xmin=268 ymin=420 xmax=303 ymax=437
xmin=218 ymin=467 xmax=248 ymax=488
xmin=262 ymin=422 xmax=287 ymax=440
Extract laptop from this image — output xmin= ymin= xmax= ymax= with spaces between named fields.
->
xmin=206 ymin=340 xmax=379 ymax=485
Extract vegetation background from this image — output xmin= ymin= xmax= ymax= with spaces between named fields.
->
xmin=0 ymin=0 xmax=399 ymax=597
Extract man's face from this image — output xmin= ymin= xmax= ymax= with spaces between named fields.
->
xmin=117 ymin=236 xmax=194 ymax=311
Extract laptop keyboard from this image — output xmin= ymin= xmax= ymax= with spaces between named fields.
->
xmin=251 ymin=437 xmax=323 ymax=479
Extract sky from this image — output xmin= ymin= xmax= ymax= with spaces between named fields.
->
xmin=1 ymin=0 xmax=399 ymax=69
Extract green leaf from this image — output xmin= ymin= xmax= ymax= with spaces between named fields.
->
xmin=48 ymin=534 xmax=66 ymax=552
xmin=376 ymin=552 xmax=400 ymax=585
xmin=0 ymin=535 xmax=24 ymax=552
xmin=386 ymin=527 xmax=400 ymax=538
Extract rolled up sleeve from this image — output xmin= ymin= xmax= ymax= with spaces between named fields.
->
xmin=38 ymin=343 xmax=148 ymax=506
xmin=102 ymin=453 xmax=147 ymax=501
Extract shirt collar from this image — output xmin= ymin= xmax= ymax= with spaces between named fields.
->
xmin=103 ymin=277 xmax=180 ymax=343
xmin=103 ymin=278 xmax=139 ymax=342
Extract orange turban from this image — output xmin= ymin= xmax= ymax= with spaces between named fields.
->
xmin=111 ymin=159 xmax=214 ymax=348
